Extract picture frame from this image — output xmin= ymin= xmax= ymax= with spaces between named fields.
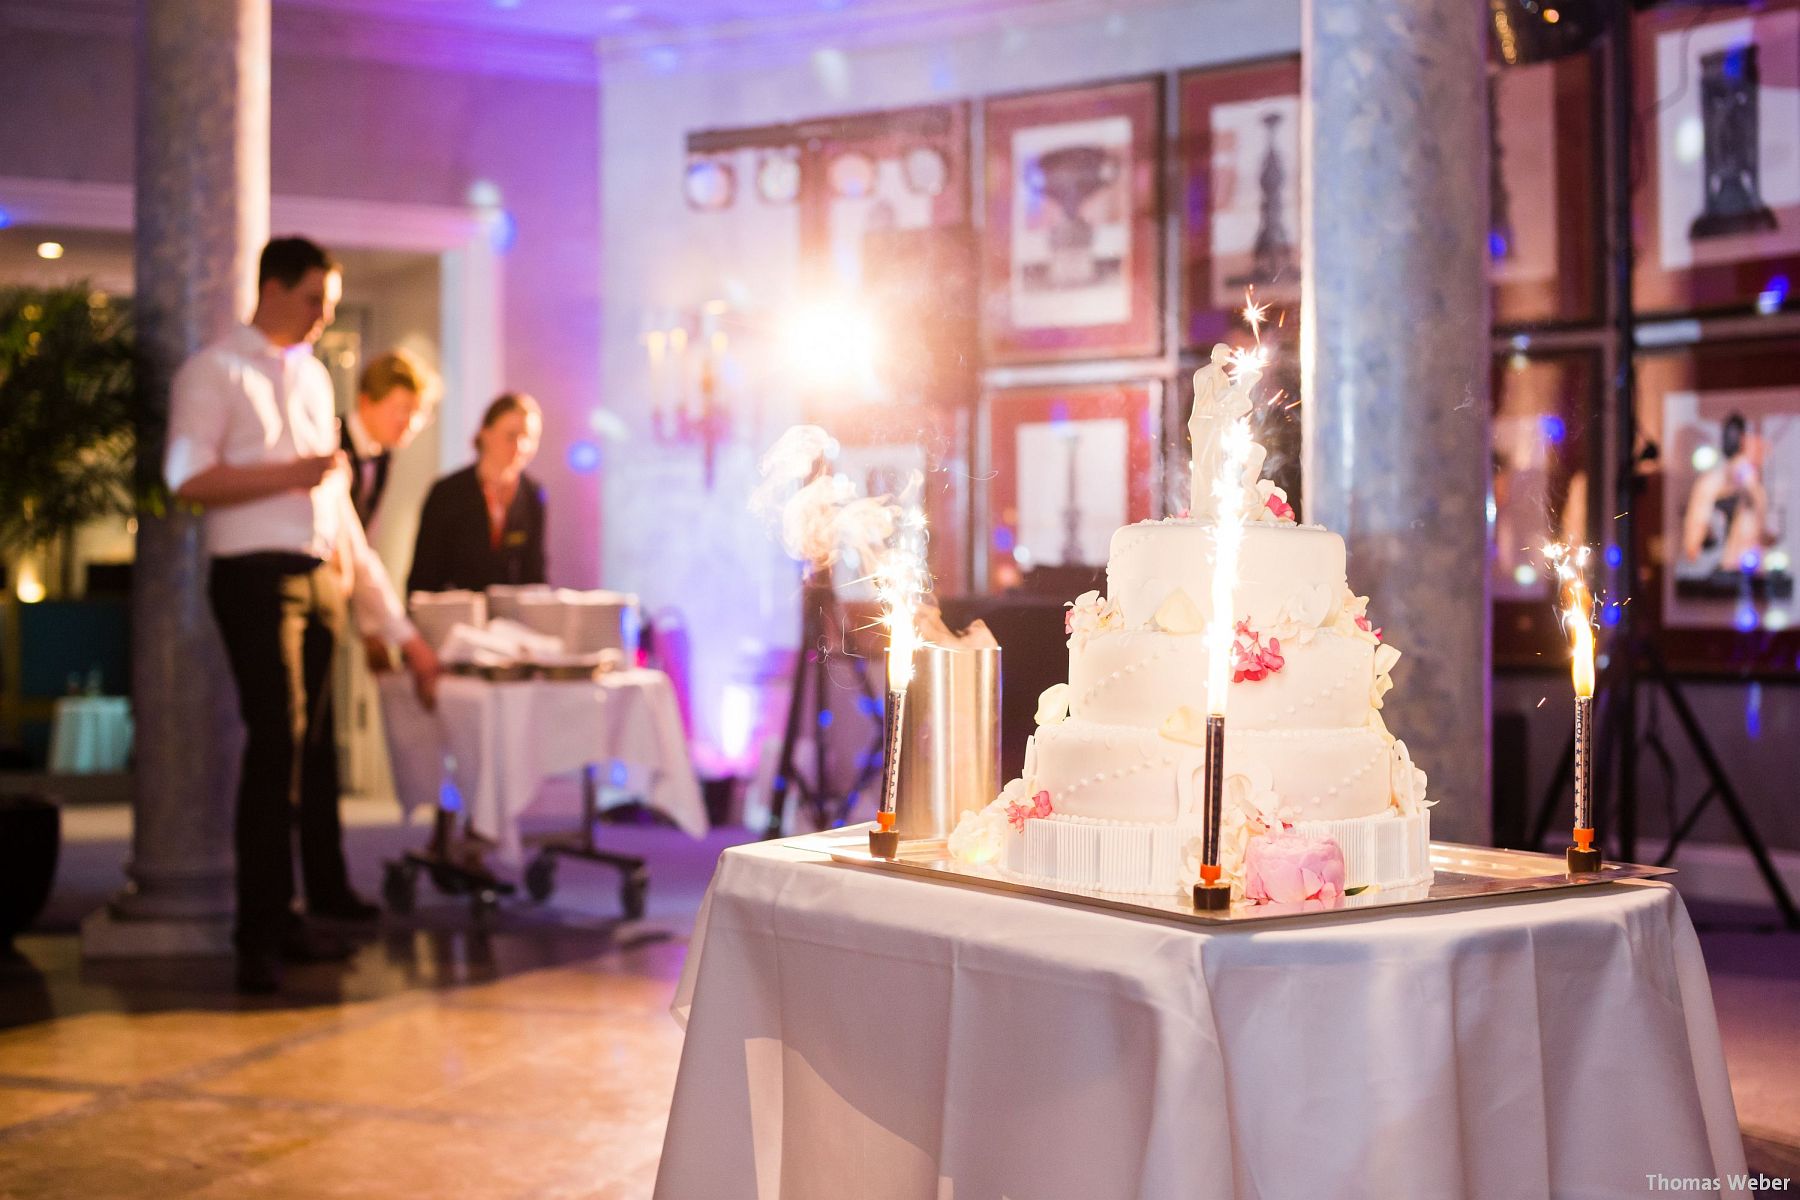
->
xmin=1633 ymin=1 xmax=1800 ymax=317
xmin=1636 ymin=338 xmax=1800 ymax=674
xmin=1490 ymin=349 xmax=1603 ymax=668
xmin=981 ymin=77 xmax=1165 ymax=364
xmin=982 ymin=381 xmax=1161 ymax=593
xmin=1490 ymin=50 xmax=1604 ymax=327
xmin=1178 ymin=57 xmax=1303 ymax=347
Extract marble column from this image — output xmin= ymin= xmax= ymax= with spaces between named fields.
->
xmin=82 ymin=0 xmax=269 ymax=957
xmin=1302 ymin=0 xmax=1492 ymax=843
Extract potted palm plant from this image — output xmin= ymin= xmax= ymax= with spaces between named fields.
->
xmin=0 ymin=283 xmax=137 ymax=945
xmin=0 ymin=284 xmax=138 ymax=593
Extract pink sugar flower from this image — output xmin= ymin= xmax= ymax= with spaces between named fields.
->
xmin=1007 ymin=790 xmax=1054 ymax=831
xmin=1265 ymin=493 xmax=1294 ymax=521
xmin=1244 ymin=832 xmax=1347 ymax=907
xmin=1355 ymin=613 xmax=1383 ymax=642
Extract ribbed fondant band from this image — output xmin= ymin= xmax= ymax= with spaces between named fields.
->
xmin=1003 ymin=809 xmax=1431 ymax=898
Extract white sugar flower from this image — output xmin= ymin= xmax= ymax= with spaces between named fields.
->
xmin=1390 ymin=740 xmax=1432 ymax=816
xmin=1035 ymin=683 xmax=1071 ymax=726
xmin=1371 ymin=643 xmax=1401 ymax=708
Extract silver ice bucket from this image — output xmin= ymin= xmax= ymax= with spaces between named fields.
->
xmin=892 ymin=643 xmax=1002 ymax=840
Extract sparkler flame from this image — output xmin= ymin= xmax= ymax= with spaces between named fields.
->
xmin=1545 ymin=542 xmax=1597 ymax=698
xmin=1201 ymin=290 xmax=1271 ymax=716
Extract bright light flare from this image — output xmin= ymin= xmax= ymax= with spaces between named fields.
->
xmin=782 ymin=299 xmax=882 ymax=392
xmin=1206 ymin=416 xmax=1253 ymax=715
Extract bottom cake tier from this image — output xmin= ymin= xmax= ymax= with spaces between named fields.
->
xmin=1001 ymin=808 xmax=1432 ymax=898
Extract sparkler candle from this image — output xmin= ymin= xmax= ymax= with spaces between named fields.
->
xmin=872 ymin=503 xmax=929 ymax=860
xmin=1549 ymin=543 xmax=1602 ymax=874
xmin=1193 ymin=299 xmax=1266 ymax=911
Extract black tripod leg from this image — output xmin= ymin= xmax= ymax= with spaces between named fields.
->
xmin=765 ymin=589 xmax=823 ymax=840
xmin=1652 ymin=667 xmax=1800 ymax=929
xmin=1527 ymin=731 xmax=1577 ymax=851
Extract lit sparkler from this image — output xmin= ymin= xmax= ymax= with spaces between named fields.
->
xmin=872 ymin=499 xmax=929 ymax=859
xmin=1546 ymin=542 xmax=1601 ymax=873
xmin=1194 ymin=290 xmax=1267 ymax=911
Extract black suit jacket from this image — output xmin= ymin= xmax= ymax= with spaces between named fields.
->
xmin=406 ymin=465 xmax=547 ymax=594
xmin=341 ymin=423 xmax=391 ymax=528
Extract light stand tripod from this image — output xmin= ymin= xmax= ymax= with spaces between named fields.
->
xmin=1523 ymin=2 xmax=1799 ymax=929
xmin=762 ymin=568 xmax=886 ymax=839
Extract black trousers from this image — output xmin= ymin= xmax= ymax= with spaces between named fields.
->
xmin=208 ymin=552 xmax=350 ymax=950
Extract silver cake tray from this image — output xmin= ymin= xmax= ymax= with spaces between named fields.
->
xmin=811 ymin=827 xmax=1674 ymax=926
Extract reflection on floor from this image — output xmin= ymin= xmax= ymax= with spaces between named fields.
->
xmin=1 ymin=800 xmax=1798 ymax=1195
xmin=1 ymin=803 xmax=752 ymax=1200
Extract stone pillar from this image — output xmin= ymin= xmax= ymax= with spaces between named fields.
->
xmin=1301 ymin=0 xmax=1492 ymax=843
xmin=83 ymin=0 xmax=269 ymax=957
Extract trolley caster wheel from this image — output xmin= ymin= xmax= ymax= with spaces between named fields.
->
xmin=525 ymin=853 xmax=558 ymax=903
xmin=382 ymin=862 xmax=417 ymax=915
xmin=620 ymin=871 xmax=649 ymax=921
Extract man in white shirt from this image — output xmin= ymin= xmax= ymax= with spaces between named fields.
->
xmin=164 ymin=237 xmax=440 ymax=993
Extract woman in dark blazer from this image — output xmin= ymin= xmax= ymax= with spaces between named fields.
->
xmin=408 ymin=392 xmax=548 ymax=593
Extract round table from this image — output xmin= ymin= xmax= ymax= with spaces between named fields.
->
xmin=48 ymin=696 xmax=133 ymax=774
xmin=658 ymin=833 xmax=1747 ymax=1200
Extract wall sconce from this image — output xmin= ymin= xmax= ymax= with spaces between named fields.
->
xmin=643 ymin=301 xmax=734 ymax=488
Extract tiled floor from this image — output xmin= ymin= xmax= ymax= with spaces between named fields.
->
xmin=2 ymin=800 xmax=1797 ymax=1196
xmin=0 ymin=804 xmax=746 ymax=1200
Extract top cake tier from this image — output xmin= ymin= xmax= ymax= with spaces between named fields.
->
xmin=1106 ymin=518 xmax=1347 ymax=629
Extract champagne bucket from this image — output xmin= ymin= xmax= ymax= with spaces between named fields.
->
xmin=894 ymin=643 xmax=1001 ymax=840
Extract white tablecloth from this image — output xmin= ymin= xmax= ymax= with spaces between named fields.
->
xmin=378 ymin=669 xmax=706 ymax=861
xmin=48 ymin=696 xmax=133 ymax=773
xmin=658 ymin=834 xmax=1748 ymax=1200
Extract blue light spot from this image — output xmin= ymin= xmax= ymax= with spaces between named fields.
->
xmin=1048 ymin=401 xmax=1070 ymax=425
xmin=817 ymin=708 xmax=834 ymax=730
xmin=1722 ymin=46 xmax=1747 ymax=81
xmin=609 ymin=760 xmax=629 ymax=787
xmin=992 ymin=525 xmax=1016 ymax=553
xmin=857 ymin=694 xmax=882 ymax=717
xmin=1767 ymin=273 xmax=1791 ymax=303
xmin=1734 ymin=605 xmax=1759 ymax=632
xmin=567 ymin=440 xmax=601 ymax=473
xmin=439 ymin=779 xmax=463 ymax=812
xmin=1604 ymin=544 xmax=1622 ymax=569
xmin=1740 ymin=549 xmax=1762 ymax=573
xmin=1489 ymin=232 xmax=1509 ymax=258
xmin=1602 ymin=603 xmax=1623 ymax=627
xmin=1746 ymin=682 xmax=1763 ymax=740
xmin=0 ymin=208 xmax=11 ymax=230
xmin=489 ymin=209 xmax=517 ymax=252
xmin=1538 ymin=414 xmax=1566 ymax=444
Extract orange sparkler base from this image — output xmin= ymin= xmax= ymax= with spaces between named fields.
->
xmin=1566 ymin=829 xmax=1601 ymax=875
xmin=869 ymin=812 xmax=900 ymax=860
xmin=1192 ymin=864 xmax=1231 ymax=911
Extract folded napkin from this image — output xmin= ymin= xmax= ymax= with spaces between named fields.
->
xmin=438 ymin=618 xmax=566 ymax=666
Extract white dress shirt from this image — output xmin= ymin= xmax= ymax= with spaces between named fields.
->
xmin=164 ymin=324 xmax=416 ymax=645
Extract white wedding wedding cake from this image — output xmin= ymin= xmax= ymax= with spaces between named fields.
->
xmin=951 ymin=346 xmax=1434 ymax=899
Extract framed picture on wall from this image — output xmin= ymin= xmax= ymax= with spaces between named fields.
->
xmin=1490 ymin=51 xmax=1603 ymax=326
xmin=1637 ymin=339 xmax=1800 ymax=673
xmin=981 ymin=77 xmax=1165 ymax=363
xmin=1179 ymin=57 xmax=1302 ymax=347
xmin=983 ymin=381 xmax=1161 ymax=592
xmin=1490 ymin=350 xmax=1602 ymax=666
xmin=1634 ymin=1 xmax=1800 ymax=316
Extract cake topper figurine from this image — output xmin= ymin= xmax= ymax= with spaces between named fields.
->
xmin=1193 ymin=290 xmax=1269 ymax=911
xmin=1547 ymin=542 xmax=1602 ymax=874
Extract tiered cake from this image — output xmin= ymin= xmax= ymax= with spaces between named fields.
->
xmin=951 ymin=347 xmax=1433 ymax=899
